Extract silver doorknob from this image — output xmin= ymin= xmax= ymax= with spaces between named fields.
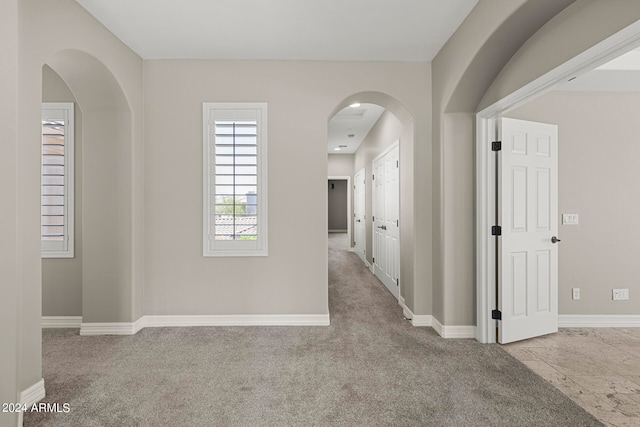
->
xmin=356 ymin=219 xmax=361 ymax=222
xmin=551 ymin=236 xmax=561 ymax=244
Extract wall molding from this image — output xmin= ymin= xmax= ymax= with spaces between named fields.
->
xmin=398 ymin=297 xmax=432 ymax=327
xmin=79 ymin=314 xmax=330 ymax=335
xmin=143 ymin=314 xmax=331 ymax=327
xmin=559 ymin=314 xmax=640 ymax=328
xmin=20 ymin=378 xmax=45 ymax=406
xmin=432 ymin=317 xmax=476 ymax=338
xmin=42 ymin=316 xmax=82 ymax=328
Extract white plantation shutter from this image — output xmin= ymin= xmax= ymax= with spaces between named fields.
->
xmin=41 ymin=103 xmax=74 ymax=258
xmin=203 ymin=103 xmax=268 ymax=256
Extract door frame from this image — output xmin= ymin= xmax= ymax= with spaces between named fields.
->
xmin=371 ymin=140 xmax=400 ymax=298
xmin=475 ymin=22 xmax=640 ymax=344
xmin=353 ymin=168 xmax=366 ymax=261
xmin=328 ymin=175 xmax=352 ymax=247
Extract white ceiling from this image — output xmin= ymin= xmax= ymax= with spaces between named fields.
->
xmin=560 ymin=47 xmax=640 ymax=92
xmin=328 ymin=104 xmax=385 ymax=154
xmin=75 ymin=0 xmax=479 ymax=61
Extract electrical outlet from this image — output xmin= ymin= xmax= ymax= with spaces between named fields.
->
xmin=562 ymin=213 xmax=580 ymax=225
xmin=612 ymin=288 xmax=630 ymax=301
xmin=572 ymin=288 xmax=580 ymax=300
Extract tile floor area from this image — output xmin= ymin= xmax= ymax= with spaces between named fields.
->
xmin=503 ymin=328 xmax=640 ymax=427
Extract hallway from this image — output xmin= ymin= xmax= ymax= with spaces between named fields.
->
xmin=25 ymin=234 xmax=599 ymax=426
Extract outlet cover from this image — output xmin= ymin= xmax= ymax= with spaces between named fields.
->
xmin=612 ymin=288 xmax=630 ymax=301
xmin=562 ymin=213 xmax=579 ymax=225
xmin=572 ymin=288 xmax=580 ymax=300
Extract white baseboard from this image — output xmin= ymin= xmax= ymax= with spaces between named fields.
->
xmin=80 ymin=320 xmax=143 ymax=336
xmin=143 ymin=314 xmax=330 ymax=327
xmin=42 ymin=316 xmax=82 ymax=328
xmin=398 ymin=296 xmax=432 ymax=326
xmin=328 ymin=229 xmax=347 ymax=233
xmin=80 ymin=314 xmax=330 ymax=335
xmin=559 ymin=314 xmax=640 ymax=328
xmin=20 ymin=379 xmax=45 ymax=406
xmin=411 ymin=315 xmax=433 ymax=327
xmin=432 ymin=317 xmax=475 ymax=338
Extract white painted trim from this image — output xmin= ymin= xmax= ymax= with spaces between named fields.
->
xmin=203 ymin=103 xmax=268 ymax=257
xmin=80 ymin=322 xmax=139 ymax=336
xmin=80 ymin=314 xmax=330 ymax=335
xmin=411 ymin=315 xmax=432 ymax=327
xmin=398 ymin=295 xmax=412 ymax=320
xmin=328 ymin=175 xmax=352 ymax=250
xmin=143 ymin=314 xmax=330 ymax=327
xmin=432 ymin=317 xmax=475 ymax=338
xmin=42 ymin=316 xmax=82 ymax=328
xmin=559 ymin=315 xmax=640 ymax=328
xmin=20 ymin=379 xmax=45 ymax=406
xmin=475 ymin=20 xmax=640 ymax=344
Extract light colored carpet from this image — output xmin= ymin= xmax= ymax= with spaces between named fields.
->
xmin=25 ymin=234 xmax=602 ymax=426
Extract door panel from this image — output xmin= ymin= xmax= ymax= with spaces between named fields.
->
xmin=353 ymin=169 xmax=366 ymax=263
xmin=499 ymin=118 xmax=558 ymax=344
xmin=373 ymin=143 xmax=399 ymax=299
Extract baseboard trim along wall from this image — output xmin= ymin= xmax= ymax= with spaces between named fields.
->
xmin=142 ymin=314 xmax=331 ymax=328
xmin=20 ymin=379 xmax=45 ymax=406
xmin=432 ymin=317 xmax=476 ymax=339
xmin=42 ymin=316 xmax=82 ymax=328
xmin=398 ymin=296 xmax=432 ymax=327
xmin=559 ymin=314 xmax=640 ymax=327
xmin=76 ymin=314 xmax=330 ymax=335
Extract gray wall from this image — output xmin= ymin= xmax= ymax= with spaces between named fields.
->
xmin=508 ymin=90 xmax=640 ymax=315
xmin=328 ymin=180 xmax=348 ymax=231
xmin=1 ymin=0 xmax=20 ymax=424
xmin=143 ymin=60 xmax=430 ymax=316
xmin=41 ymin=65 xmax=83 ymax=317
xmin=327 ymin=153 xmax=354 ymax=177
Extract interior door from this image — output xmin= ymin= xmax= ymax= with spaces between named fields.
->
xmin=373 ymin=143 xmax=399 ymax=299
xmin=498 ymin=118 xmax=558 ymax=344
xmin=353 ymin=168 xmax=366 ymax=263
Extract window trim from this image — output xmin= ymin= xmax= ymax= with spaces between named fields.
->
xmin=202 ymin=102 xmax=268 ymax=257
xmin=41 ymin=102 xmax=74 ymax=258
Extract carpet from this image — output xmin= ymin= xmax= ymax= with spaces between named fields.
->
xmin=24 ymin=234 xmax=602 ymax=426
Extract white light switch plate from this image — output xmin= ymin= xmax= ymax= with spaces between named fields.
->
xmin=562 ymin=213 xmax=579 ymax=225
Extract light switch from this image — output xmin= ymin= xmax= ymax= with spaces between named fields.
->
xmin=562 ymin=213 xmax=579 ymax=225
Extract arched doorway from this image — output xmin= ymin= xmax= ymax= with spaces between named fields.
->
xmin=42 ymin=50 xmax=137 ymax=332
xmin=327 ymin=92 xmax=416 ymax=315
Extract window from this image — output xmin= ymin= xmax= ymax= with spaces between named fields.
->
xmin=203 ymin=103 xmax=268 ymax=256
xmin=41 ymin=102 xmax=74 ymax=258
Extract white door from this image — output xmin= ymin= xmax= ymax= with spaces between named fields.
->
xmin=373 ymin=143 xmax=400 ymax=299
xmin=499 ymin=118 xmax=558 ymax=344
xmin=353 ymin=168 xmax=366 ymax=263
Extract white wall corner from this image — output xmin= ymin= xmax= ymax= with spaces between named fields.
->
xmin=42 ymin=316 xmax=82 ymax=328
xmin=559 ymin=314 xmax=640 ymax=328
xmin=20 ymin=379 xmax=45 ymax=406
xmin=432 ymin=317 xmax=475 ymax=338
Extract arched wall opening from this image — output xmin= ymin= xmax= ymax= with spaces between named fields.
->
xmin=43 ymin=49 xmax=135 ymax=326
xmin=328 ymin=91 xmax=418 ymax=316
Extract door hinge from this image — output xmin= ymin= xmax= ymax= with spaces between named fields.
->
xmin=492 ymin=141 xmax=502 ymax=151
xmin=491 ymin=225 xmax=502 ymax=236
xmin=372 ymin=216 xmax=375 ymax=221
xmin=372 ymin=174 xmax=375 ymax=180
xmin=492 ymin=309 xmax=502 ymax=320
xmin=396 ymin=160 xmax=399 ymax=168
xmin=373 ymin=257 xmax=375 ymax=263
xmin=396 ymin=219 xmax=399 ymax=227
xmin=396 ymin=278 xmax=399 ymax=287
